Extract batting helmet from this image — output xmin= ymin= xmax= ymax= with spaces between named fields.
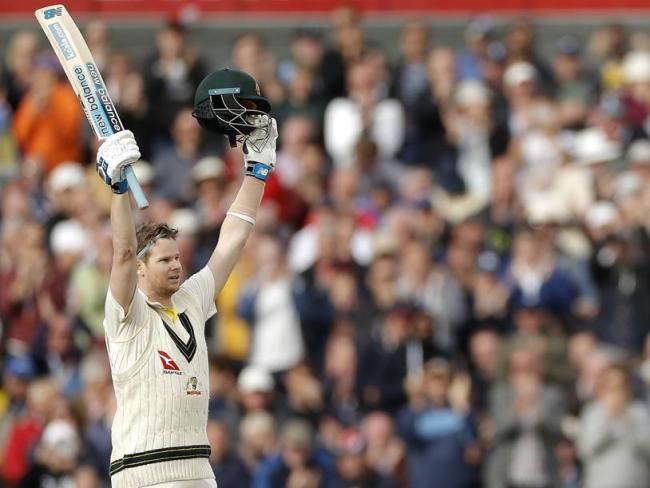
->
xmin=193 ymin=68 xmax=271 ymax=148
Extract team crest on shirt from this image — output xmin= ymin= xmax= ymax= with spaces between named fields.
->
xmin=185 ymin=376 xmax=202 ymax=396
xmin=158 ymin=350 xmax=182 ymax=375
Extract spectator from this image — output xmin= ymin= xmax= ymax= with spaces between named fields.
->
xmin=398 ymin=359 xmax=480 ymax=488
xmin=12 ymin=54 xmax=83 ymax=173
xmin=253 ymin=418 xmax=335 ymax=488
xmin=332 ymin=427 xmax=397 ymax=487
xmin=484 ymin=346 xmax=566 ymax=488
xmin=324 ymin=57 xmax=405 ymax=168
xmin=144 ymin=20 xmax=206 ymax=142
xmin=207 ymin=417 xmax=251 ymax=488
xmin=578 ymin=364 xmax=650 ymax=488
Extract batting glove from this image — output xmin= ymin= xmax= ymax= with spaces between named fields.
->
xmin=243 ymin=116 xmax=277 ymax=182
xmin=96 ymin=130 xmax=141 ymax=194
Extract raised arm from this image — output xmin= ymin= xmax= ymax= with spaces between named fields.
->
xmin=208 ymin=117 xmax=277 ymax=297
xmin=96 ymin=131 xmax=142 ymax=312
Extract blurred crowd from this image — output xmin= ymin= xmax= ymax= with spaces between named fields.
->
xmin=3 ymin=5 xmax=650 ymax=487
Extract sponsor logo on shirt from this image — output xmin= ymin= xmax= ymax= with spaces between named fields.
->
xmin=158 ymin=350 xmax=182 ymax=375
xmin=185 ymin=376 xmax=202 ymax=396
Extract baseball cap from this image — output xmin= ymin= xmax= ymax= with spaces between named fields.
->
xmin=627 ymin=139 xmax=650 ymax=165
xmin=4 ymin=354 xmax=36 ymax=379
xmin=191 ymin=157 xmax=226 ymax=183
xmin=41 ymin=420 xmax=80 ymax=459
xmin=48 ymin=162 xmax=85 ymax=192
xmin=503 ymin=62 xmax=537 ymax=87
xmin=555 ymin=35 xmax=581 ymax=56
xmin=237 ymin=365 xmax=274 ymax=393
xmin=168 ymin=208 xmax=200 ymax=236
xmin=584 ymin=201 xmax=619 ymax=229
xmin=50 ymin=219 xmax=89 ymax=256
xmin=622 ymin=50 xmax=650 ymax=84
xmin=131 ymin=160 xmax=155 ymax=186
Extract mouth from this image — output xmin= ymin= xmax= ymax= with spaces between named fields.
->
xmin=169 ymin=275 xmax=180 ymax=283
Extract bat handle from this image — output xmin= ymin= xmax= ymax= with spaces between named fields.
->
xmin=125 ymin=165 xmax=149 ymax=209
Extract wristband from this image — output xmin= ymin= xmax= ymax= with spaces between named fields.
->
xmin=245 ymin=161 xmax=272 ymax=182
xmin=111 ymin=179 xmax=129 ymax=194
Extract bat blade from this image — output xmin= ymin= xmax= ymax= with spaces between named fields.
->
xmin=35 ymin=4 xmax=149 ymax=208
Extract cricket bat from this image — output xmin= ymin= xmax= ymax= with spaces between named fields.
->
xmin=35 ymin=4 xmax=149 ymax=209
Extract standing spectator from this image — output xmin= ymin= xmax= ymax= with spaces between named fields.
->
xmin=398 ymin=359 xmax=480 ymax=488
xmin=144 ymin=20 xmax=206 ymax=143
xmin=324 ymin=57 xmax=405 ymax=168
xmin=12 ymin=54 xmax=83 ymax=173
xmin=1 ymin=31 xmax=39 ymax=110
xmin=484 ymin=346 xmax=566 ymax=488
xmin=253 ymin=418 xmax=335 ymax=488
xmin=578 ymin=364 xmax=650 ymax=488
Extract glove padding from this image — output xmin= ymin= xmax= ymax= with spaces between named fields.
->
xmin=243 ymin=116 xmax=277 ymax=182
xmin=96 ymin=130 xmax=141 ymax=193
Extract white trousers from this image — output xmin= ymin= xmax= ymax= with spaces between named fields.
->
xmin=143 ymin=478 xmax=218 ymax=488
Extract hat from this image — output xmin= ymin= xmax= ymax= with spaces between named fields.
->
xmin=455 ymin=80 xmax=491 ymax=108
xmin=41 ymin=420 xmax=80 ymax=459
xmin=191 ymin=157 xmax=226 ymax=182
xmin=337 ymin=428 xmax=367 ymax=455
xmin=168 ymin=208 xmax=200 ymax=236
xmin=622 ymin=50 xmax=650 ymax=84
xmin=4 ymin=354 xmax=36 ymax=379
xmin=614 ymin=171 xmax=643 ymax=201
xmin=503 ymin=62 xmax=537 ymax=87
xmin=571 ymin=128 xmax=621 ymax=166
xmin=465 ymin=17 xmax=497 ymax=40
xmin=585 ymin=201 xmax=619 ymax=229
xmin=599 ymin=94 xmax=624 ymax=118
xmin=50 ymin=219 xmax=89 ymax=256
xmin=627 ymin=139 xmax=650 ymax=165
xmin=237 ymin=366 xmax=274 ymax=393
xmin=555 ymin=35 xmax=581 ymax=56
xmin=281 ymin=419 xmax=314 ymax=449
xmin=48 ymin=162 xmax=85 ymax=192
xmin=131 ymin=160 xmax=155 ymax=186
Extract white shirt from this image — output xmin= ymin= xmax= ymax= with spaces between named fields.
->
xmin=104 ymin=266 xmax=217 ymax=488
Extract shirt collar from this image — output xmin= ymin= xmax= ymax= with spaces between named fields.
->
xmin=139 ymin=289 xmax=187 ymax=314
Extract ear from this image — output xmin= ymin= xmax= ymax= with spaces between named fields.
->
xmin=137 ymin=260 xmax=145 ymax=278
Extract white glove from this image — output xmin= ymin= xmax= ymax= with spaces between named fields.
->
xmin=243 ymin=116 xmax=277 ymax=182
xmin=96 ymin=130 xmax=141 ymax=193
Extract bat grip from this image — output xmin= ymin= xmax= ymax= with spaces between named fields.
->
xmin=125 ymin=166 xmax=149 ymax=209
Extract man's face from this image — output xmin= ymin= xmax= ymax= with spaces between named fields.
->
xmin=140 ymin=238 xmax=182 ymax=296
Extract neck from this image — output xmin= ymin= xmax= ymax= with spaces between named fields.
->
xmin=140 ymin=282 xmax=174 ymax=308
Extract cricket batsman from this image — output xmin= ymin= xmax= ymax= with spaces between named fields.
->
xmin=99 ymin=69 xmax=276 ymax=487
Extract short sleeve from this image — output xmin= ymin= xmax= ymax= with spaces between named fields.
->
xmin=177 ymin=267 xmax=217 ymax=322
xmin=103 ymin=286 xmax=149 ymax=341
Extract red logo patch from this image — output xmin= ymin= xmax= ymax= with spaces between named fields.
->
xmin=158 ymin=350 xmax=181 ymax=373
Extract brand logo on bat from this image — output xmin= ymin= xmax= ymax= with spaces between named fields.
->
xmin=48 ymin=22 xmax=76 ymax=60
xmin=43 ymin=6 xmax=62 ymax=19
xmin=72 ymin=63 xmax=121 ymax=137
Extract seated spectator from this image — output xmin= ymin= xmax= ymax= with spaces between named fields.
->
xmin=360 ymin=411 xmax=406 ymax=482
xmin=20 ymin=419 xmax=81 ymax=487
xmin=208 ymin=417 xmax=251 ymax=488
xmin=253 ymin=418 xmax=335 ymax=488
xmin=578 ymin=364 xmax=650 ymax=488
xmin=333 ymin=427 xmax=397 ymax=487
xmin=239 ymin=410 xmax=278 ymax=475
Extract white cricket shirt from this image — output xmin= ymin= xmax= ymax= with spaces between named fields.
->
xmin=103 ymin=266 xmax=217 ymax=488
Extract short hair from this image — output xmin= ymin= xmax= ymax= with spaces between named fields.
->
xmin=136 ymin=222 xmax=178 ymax=261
